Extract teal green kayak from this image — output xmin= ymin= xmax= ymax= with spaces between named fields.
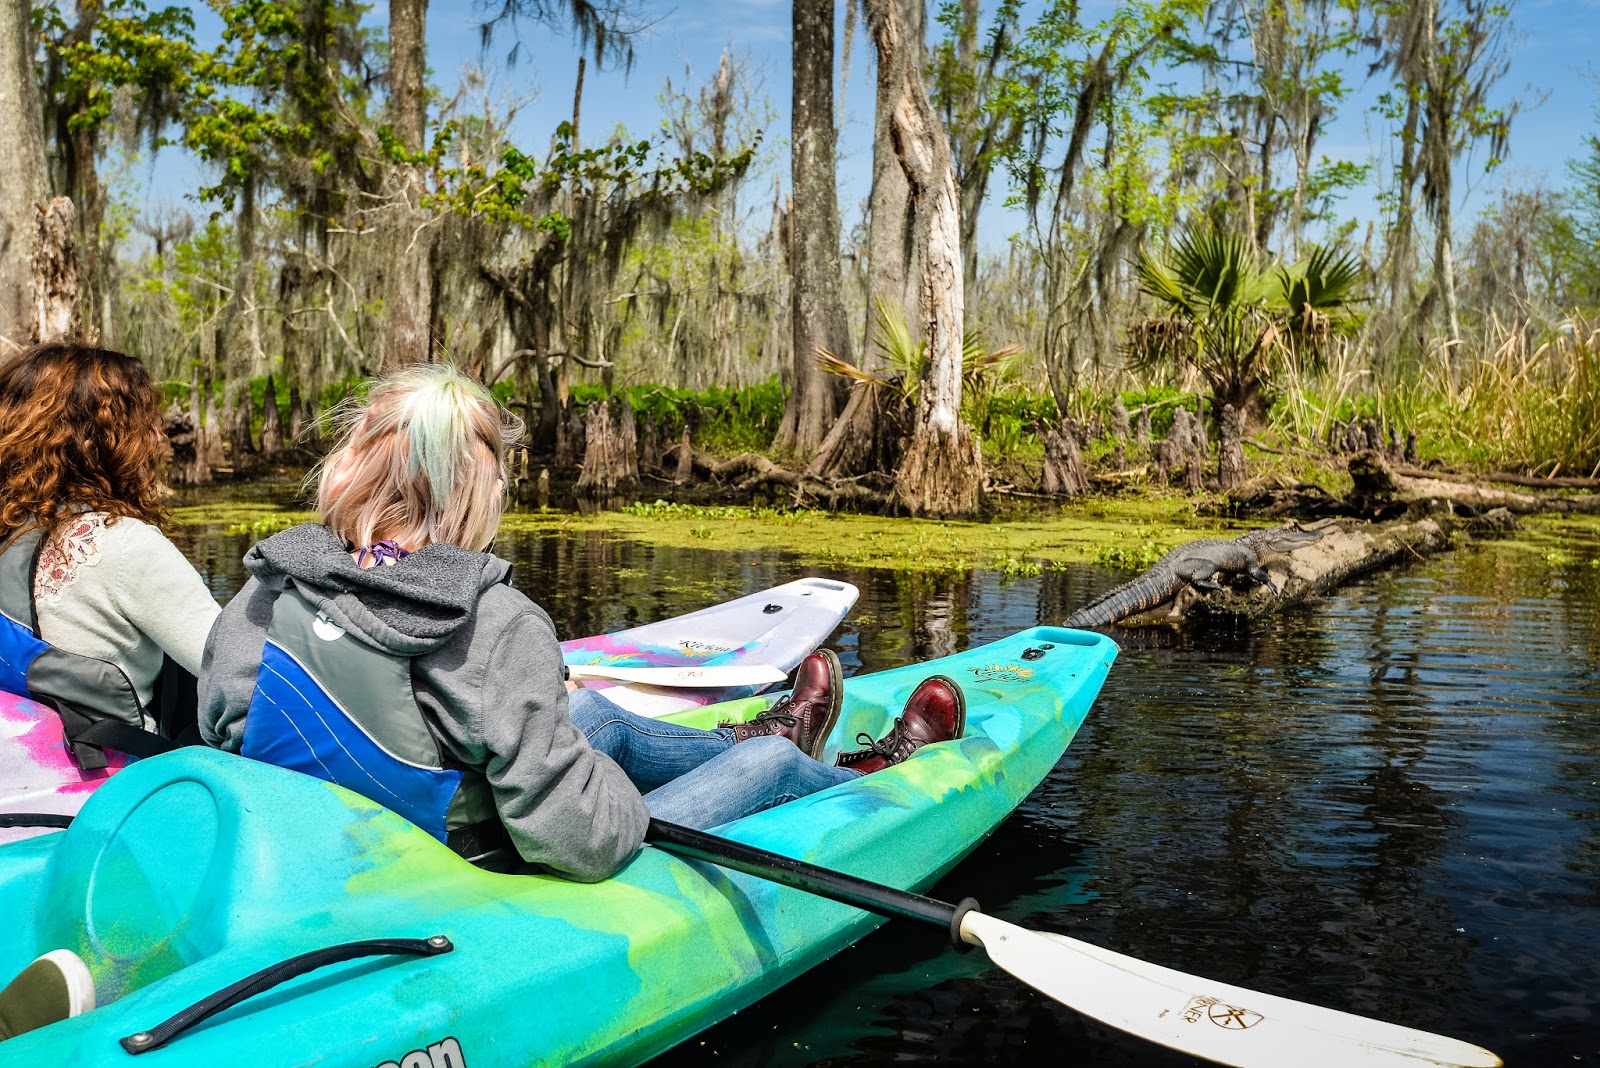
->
xmin=0 ymin=625 xmax=1116 ymax=1066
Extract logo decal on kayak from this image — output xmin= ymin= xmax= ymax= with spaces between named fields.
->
xmin=1182 ymin=995 xmax=1263 ymax=1030
xmin=678 ymin=640 xmax=731 ymax=658
xmin=374 ymin=1036 xmax=466 ymax=1068
xmin=968 ymin=663 xmax=1035 ymax=683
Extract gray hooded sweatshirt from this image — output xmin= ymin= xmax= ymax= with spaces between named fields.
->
xmin=198 ymin=523 xmax=648 ymax=882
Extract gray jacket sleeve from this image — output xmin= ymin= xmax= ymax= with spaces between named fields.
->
xmin=429 ymin=603 xmax=649 ymax=882
xmin=197 ymin=576 xmax=276 ymax=752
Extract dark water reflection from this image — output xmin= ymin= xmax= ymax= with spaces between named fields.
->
xmin=169 ymin=516 xmax=1600 ymax=1066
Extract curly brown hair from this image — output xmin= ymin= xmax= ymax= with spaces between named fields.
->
xmin=0 ymin=343 xmax=169 ymax=548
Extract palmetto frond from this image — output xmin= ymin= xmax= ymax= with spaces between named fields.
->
xmin=1139 ymin=230 xmax=1274 ymax=316
xmin=815 ymin=300 xmax=1021 ymax=409
xmin=815 ymin=348 xmax=893 ymax=390
xmin=1278 ymin=244 xmax=1367 ymax=337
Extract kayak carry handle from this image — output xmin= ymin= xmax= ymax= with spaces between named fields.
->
xmin=0 ymin=812 xmax=73 ymax=829
xmin=120 ymin=935 xmax=454 ymax=1054
xmin=646 ymin=819 xmax=979 ymax=951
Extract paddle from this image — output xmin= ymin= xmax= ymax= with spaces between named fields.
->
xmin=646 ymin=819 xmax=1501 ymax=1068
xmin=565 ymin=663 xmax=788 ymax=688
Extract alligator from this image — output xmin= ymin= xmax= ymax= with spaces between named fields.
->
xmin=1066 ymin=526 xmax=1324 ymax=628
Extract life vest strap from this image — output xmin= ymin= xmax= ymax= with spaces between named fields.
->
xmin=445 ymin=817 xmax=514 ymax=864
xmin=48 ymin=696 xmax=177 ymax=770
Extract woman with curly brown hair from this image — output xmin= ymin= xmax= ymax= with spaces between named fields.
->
xmin=0 ymin=342 xmax=222 ymax=1038
xmin=0 ymin=342 xmax=219 ymax=758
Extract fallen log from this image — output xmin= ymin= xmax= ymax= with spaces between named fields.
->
xmin=1112 ymin=515 xmax=1459 ymax=628
xmin=1389 ymin=464 xmax=1600 ymax=491
xmin=665 ymin=445 xmax=892 ymax=509
xmin=1350 ymin=451 xmax=1600 ymax=515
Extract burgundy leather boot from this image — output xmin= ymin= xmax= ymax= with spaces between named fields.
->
xmin=835 ymin=675 xmax=966 ymax=775
xmin=720 ymin=648 xmax=842 ymax=761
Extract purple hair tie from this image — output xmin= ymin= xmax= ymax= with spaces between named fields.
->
xmin=356 ymin=539 xmax=411 ymax=567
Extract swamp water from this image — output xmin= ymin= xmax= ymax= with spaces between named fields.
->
xmin=168 ymin=514 xmax=1600 ymax=1066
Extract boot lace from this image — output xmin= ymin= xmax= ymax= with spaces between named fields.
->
xmin=841 ymin=718 xmax=916 ymax=765
xmin=721 ymin=695 xmax=800 ymax=731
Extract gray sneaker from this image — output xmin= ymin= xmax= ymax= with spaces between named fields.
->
xmin=0 ymin=949 xmax=95 ymax=1041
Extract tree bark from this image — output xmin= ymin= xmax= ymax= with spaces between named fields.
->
xmin=576 ymin=397 xmax=639 ymax=496
xmin=865 ymin=0 xmax=923 ymax=340
xmin=0 ymin=0 xmax=47 ymax=349
xmin=943 ymin=0 xmax=1018 ymax=300
xmin=775 ymin=0 xmax=849 ymax=461
xmin=260 ymin=374 xmax=284 ymax=459
xmin=221 ymin=182 xmax=259 ymax=474
xmin=380 ymin=0 xmax=434 ymax=369
xmin=1218 ymin=403 xmax=1246 ymax=491
xmin=1042 ymin=425 xmax=1088 ymax=498
xmin=31 ymin=198 xmax=83 ymax=342
xmin=866 ymin=0 xmax=982 ymax=518
xmin=164 ymin=399 xmax=210 ymax=486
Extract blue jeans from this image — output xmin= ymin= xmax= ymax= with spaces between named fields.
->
xmin=566 ymin=687 xmax=860 ymax=830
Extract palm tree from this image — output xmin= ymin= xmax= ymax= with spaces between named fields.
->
xmin=1131 ymin=229 xmax=1365 ymax=429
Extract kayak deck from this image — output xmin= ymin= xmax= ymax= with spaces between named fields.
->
xmin=0 ymin=579 xmax=860 ymax=835
xmin=0 ymin=625 xmax=1116 ymax=1066
xmin=562 ymin=576 xmax=860 ymax=717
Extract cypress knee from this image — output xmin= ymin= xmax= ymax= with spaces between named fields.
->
xmin=1042 ymin=423 xmax=1089 ymax=498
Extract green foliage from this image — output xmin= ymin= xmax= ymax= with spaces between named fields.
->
xmin=1130 ymin=227 xmax=1367 ymax=413
xmin=817 ymin=300 xmax=1020 ymax=431
xmin=621 ymin=500 xmax=823 ymax=524
xmin=569 ymin=381 xmax=784 ymax=455
xmin=1268 ymin=317 xmax=1600 ymax=476
xmin=225 ymin=513 xmax=299 ymax=536
xmin=988 ymin=553 xmax=1043 ymax=579
xmin=1096 ymin=531 xmax=1168 ymax=571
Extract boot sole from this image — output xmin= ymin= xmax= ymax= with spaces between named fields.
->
xmin=804 ymin=649 xmax=845 ymax=762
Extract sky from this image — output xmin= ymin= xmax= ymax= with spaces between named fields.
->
xmin=131 ymin=0 xmax=1600 ymax=254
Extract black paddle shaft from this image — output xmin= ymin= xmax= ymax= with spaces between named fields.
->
xmin=645 ymin=819 xmax=979 ymax=950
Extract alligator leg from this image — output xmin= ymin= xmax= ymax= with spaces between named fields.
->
xmin=1182 ymin=561 xmax=1225 ymax=592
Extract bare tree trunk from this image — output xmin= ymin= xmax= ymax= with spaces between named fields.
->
xmin=0 ymin=0 xmax=47 ymax=350
xmin=943 ymin=0 xmax=1018 ymax=300
xmin=576 ymin=397 xmax=639 ymax=496
xmin=1218 ymin=403 xmax=1246 ymax=490
xmin=222 ymin=182 xmax=260 ymax=475
xmin=260 ymin=374 xmax=284 ymax=459
xmin=866 ymin=0 xmax=982 ymax=518
xmin=673 ymin=426 xmax=693 ymax=484
xmin=380 ymin=0 xmax=434 ymax=369
xmin=775 ymin=0 xmax=849 ymax=461
xmin=31 ymin=198 xmax=84 ymax=342
xmin=1435 ymin=202 xmax=1461 ymax=344
xmin=864 ymin=0 xmax=924 ymax=341
xmin=164 ymin=399 xmax=210 ymax=486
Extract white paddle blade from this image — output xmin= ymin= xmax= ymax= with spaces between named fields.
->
xmin=1039 ymin=932 xmax=1501 ymax=1066
xmin=567 ymin=663 xmax=789 ymax=688
xmin=960 ymin=913 xmax=1500 ymax=1068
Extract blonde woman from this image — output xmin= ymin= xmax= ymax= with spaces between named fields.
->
xmin=197 ymin=366 xmax=965 ymax=883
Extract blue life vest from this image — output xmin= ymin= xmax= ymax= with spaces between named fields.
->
xmin=240 ymin=582 xmax=503 ymax=857
xmin=0 ymin=525 xmax=181 ymax=769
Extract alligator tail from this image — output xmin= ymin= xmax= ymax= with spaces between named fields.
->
xmin=1066 ymin=574 xmax=1183 ymax=628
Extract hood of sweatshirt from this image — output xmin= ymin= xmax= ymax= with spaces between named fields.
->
xmin=243 ymin=523 xmax=511 ymax=657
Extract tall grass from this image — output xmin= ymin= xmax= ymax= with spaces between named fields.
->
xmin=1427 ymin=318 xmax=1600 ymax=476
xmin=1272 ymin=316 xmax=1600 ymax=475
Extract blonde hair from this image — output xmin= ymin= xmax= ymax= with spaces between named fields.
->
xmin=315 ymin=366 xmax=521 ymax=552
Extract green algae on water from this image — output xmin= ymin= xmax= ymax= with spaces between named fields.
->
xmin=495 ymin=496 xmax=1257 ymax=573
